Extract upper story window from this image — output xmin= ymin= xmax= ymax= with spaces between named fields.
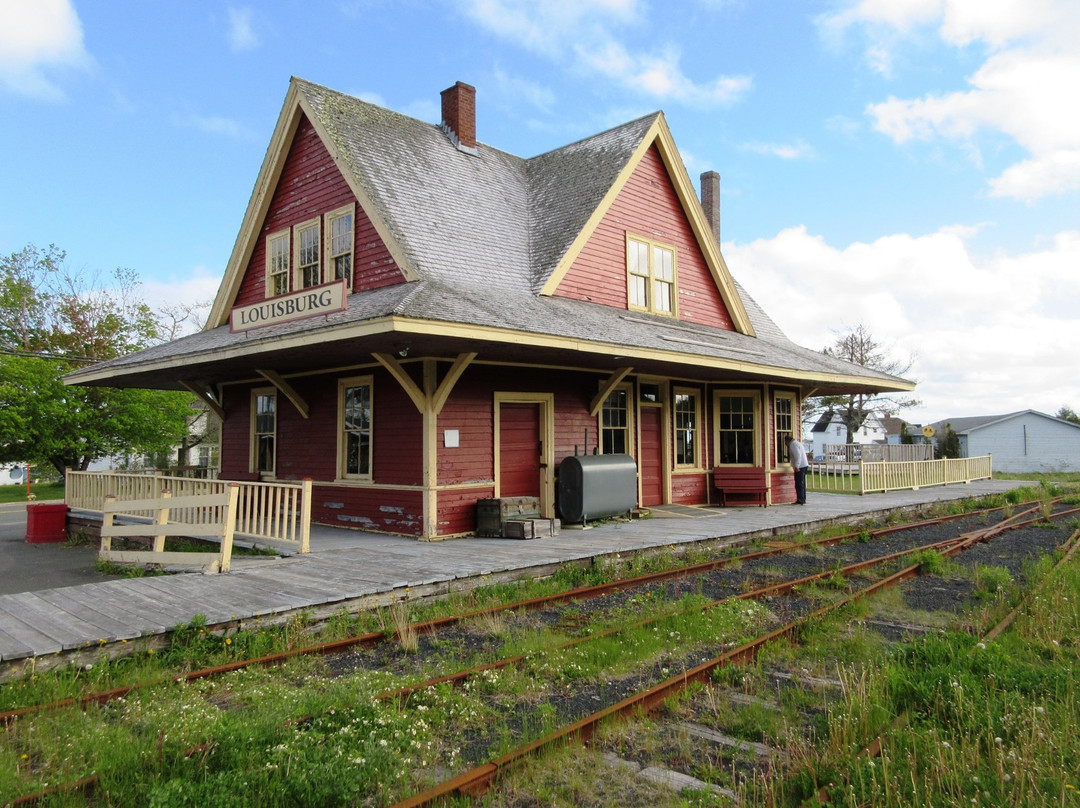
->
xmin=627 ymin=235 xmax=676 ymax=316
xmin=295 ymin=219 xmax=321 ymax=289
xmin=326 ymin=204 xmax=355 ymax=289
xmin=266 ymin=231 xmax=290 ymax=297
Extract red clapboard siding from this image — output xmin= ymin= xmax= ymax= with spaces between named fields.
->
xmin=671 ymin=473 xmax=708 ymax=505
xmin=233 ymin=113 xmax=404 ymax=308
xmin=554 ymin=144 xmax=735 ymax=331
xmin=312 ymin=485 xmax=424 ymax=534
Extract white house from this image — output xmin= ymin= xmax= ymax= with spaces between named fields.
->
xmin=806 ymin=410 xmax=887 ymax=459
xmin=929 ymin=410 xmax=1080 ymax=473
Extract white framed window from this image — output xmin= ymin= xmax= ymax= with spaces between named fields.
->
xmin=251 ymin=388 xmax=277 ymax=475
xmin=627 ymin=234 xmax=676 ymax=316
xmin=715 ymin=392 xmax=758 ymax=465
xmin=599 ymin=386 xmax=632 ymax=455
xmin=325 ymin=204 xmax=355 ymax=288
xmin=265 ymin=230 xmax=290 ymax=297
xmin=339 ymin=376 xmax=373 ymax=479
xmin=775 ymin=392 xmax=796 ymax=466
xmin=294 ymin=218 xmax=321 ymax=290
xmin=674 ymin=388 xmax=701 ymax=468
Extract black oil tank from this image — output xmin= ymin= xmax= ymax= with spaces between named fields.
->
xmin=557 ymin=454 xmax=638 ymax=524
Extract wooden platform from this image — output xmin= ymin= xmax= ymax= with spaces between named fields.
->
xmin=0 ymin=480 xmax=1029 ymax=677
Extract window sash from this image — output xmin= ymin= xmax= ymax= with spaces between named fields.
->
xmin=627 ymin=236 xmax=676 ymax=315
xmin=296 ymin=223 xmax=320 ymax=289
xmin=674 ymin=391 xmax=698 ymax=467
xmin=600 ymin=388 xmax=629 ymax=455
xmin=717 ymin=395 xmax=756 ymax=465
xmin=327 ymin=205 xmax=354 ymax=287
xmin=340 ymin=378 xmax=373 ymax=478
xmin=775 ymin=394 xmax=795 ymax=466
xmin=252 ymin=391 xmax=276 ymax=474
xmin=267 ymin=232 xmax=290 ymax=297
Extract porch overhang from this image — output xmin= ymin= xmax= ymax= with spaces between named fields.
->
xmin=64 ymin=313 xmax=915 ymax=398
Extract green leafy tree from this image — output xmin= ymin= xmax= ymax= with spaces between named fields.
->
xmin=936 ymin=422 xmax=961 ymax=459
xmin=1057 ymin=405 xmax=1080 ymax=426
xmin=0 ymin=244 xmax=198 ymax=477
xmin=804 ymin=323 xmax=921 ymax=444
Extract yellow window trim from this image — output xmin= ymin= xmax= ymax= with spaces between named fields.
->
xmin=713 ymin=389 xmax=762 ymax=468
xmin=292 ymin=217 xmax=321 ymax=291
xmin=673 ymin=386 xmax=702 ymax=470
xmin=337 ymin=374 xmax=374 ymax=481
xmin=324 ymin=203 xmax=355 ymax=288
xmin=626 ymin=232 xmax=678 ymax=317
xmin=250 ymin=386 xmax=277 ymax=477
xmin=264 ymin=229 xmax=290 ymax=299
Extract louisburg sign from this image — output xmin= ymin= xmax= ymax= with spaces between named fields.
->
xmin=230 ymin=280 xmax=347 ymax=332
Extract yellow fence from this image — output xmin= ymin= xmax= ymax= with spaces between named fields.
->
xmin=809 ymin=455 xmax=993 ymax=495
xmin=67 ymin=471 xmax=312 ymax=553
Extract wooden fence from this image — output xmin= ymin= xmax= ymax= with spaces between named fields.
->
xmin=99 ymin=486 xmax=240 ymax=573
xmin=67 ymin=471 xmax=311 ymax=553
xmin=809 ymin=453 xmax=992 ymax=495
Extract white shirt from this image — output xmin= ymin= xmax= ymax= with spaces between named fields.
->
xmin=788 ymin=439 xmax=808 ymax=469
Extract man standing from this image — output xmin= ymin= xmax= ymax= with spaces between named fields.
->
xmin=788 ymin=436 xmax=809 ymax=505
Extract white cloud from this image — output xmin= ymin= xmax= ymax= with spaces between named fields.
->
xmin=0 ymin=0 xmax=92 ymax=100
xmin=725 ymin=225 xmax=1080 ymax=421
xmin=227 ymin=7 xmax=259 ymax=52
xmin=457 ymin=0 xmax=751 ymax=108
xmin=826 ymin=0 xmax=1080 ymax=200
xmin=741 ymin=140 xmax=816 ymax=160
xmin=175 ymin=113 xmax=254 ymax=140
xmin=141 ymin=271 xmax=221 ymax=336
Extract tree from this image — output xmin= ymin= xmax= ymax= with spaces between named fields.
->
xmin=805 ymin=323 xmax=921 ymax=444
xmin=936 ymin=422 xmax=961 ymax=459
xmin=1057 ymin=405 xmax=1080 ymax=426
xmin=0 ymin=244 xmax=201 ymax=478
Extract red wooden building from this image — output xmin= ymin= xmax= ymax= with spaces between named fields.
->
xmin=68 ymin=78 xmax=914 ymax=539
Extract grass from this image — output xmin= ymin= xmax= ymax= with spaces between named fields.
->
xmin=0 ymin=481 xmax=64 ymax=503
xmin=748 ymin=542 xmax=1080 ymax=807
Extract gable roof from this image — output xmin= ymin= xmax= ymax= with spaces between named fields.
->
xmin=931 ymin=410 xmax=1080 ymax=434
xmin=67 ymin=78 xmax=915 ymax=398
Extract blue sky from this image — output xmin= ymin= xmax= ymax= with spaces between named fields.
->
xmin=1 ymin=0 xmax=1078 ymax=424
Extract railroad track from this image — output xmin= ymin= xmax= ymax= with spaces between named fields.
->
xmin=4 ymin=498 xmax=1077 ymax=807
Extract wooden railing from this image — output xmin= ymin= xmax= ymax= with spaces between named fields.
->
xmin=809 ymin=455 xmax=992 ymax=495
xmin=66 ymin=471 xmax=311 ymax=553
xmin=820 ymin=443 xmax=934 ymax=462
xmin=99 ymin=487 xmax=240 ymax=573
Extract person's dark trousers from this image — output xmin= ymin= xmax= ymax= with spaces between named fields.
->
xmin=794 ymin=467 xmax=807 ymax=504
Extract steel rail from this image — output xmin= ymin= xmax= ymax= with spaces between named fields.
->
xmin=387 ymin=507 xmax=1073 ymax=806
xmin=810 ymin=523 xmax=1080 ymax=807
xmin=3 ymin=502 xmax=1030 ymax=727
xmin=7 ymin=503 xmax=1070 ymax=808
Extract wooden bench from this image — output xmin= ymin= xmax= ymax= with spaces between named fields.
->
xmin=713 ymin=466 xmax=768 ymax=507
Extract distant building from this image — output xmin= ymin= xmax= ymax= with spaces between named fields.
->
xmin=929 ymin=410 xmax=1080 ymax=473
xmin=806 ymin=410 xmax=887 ymax=459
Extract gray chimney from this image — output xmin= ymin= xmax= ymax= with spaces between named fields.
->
xmin=440 ymin=81 xmax=477 ymax=155
xmin=700 ymin=171 xmax=720 ymax=245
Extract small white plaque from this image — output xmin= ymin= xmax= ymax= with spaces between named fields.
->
xmin=444 ymin=429 xmax=460 ymax=448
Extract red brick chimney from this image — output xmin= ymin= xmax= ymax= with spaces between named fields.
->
xmin=440 ymin=81 xmax=477 ymax=154
xmin=700 ymin=171 xmax=720 ymax=245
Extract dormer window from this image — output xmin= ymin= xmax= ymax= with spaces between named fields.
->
xmin=295 ymin=219 xmax=321 ymax=289
xmin=627 ymin=235 xmax=676 ymax=316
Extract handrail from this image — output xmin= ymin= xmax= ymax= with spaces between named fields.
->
xmin=808 ymin=455 xmax=992 ymax=495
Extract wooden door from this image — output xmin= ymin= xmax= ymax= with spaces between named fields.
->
xmin=639 ymin=406 xmax=663 ymax=506
xmin=499 ymin=402 xmax=541 ymax=497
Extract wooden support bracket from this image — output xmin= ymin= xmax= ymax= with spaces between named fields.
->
xmin=179 ymin=380 xmax=225 ymax=421
xmin=589 ymin=367 xmax=633 ymax=416
xmin=256 ymin=369 xmax=310 ymax=419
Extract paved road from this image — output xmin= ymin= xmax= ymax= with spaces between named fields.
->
xmin=0 ymin=503 xmax=124 ymax=595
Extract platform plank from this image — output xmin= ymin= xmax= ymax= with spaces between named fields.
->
xmin=2 ymin=592 xmax=106 ymax=649
xmin=33 ymin=588 xmax=143 ymax=643
xmin=0 ymin=602 xmax=65 ymax=656
xmin=0 ymin=623 xmax=36 ymax=661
